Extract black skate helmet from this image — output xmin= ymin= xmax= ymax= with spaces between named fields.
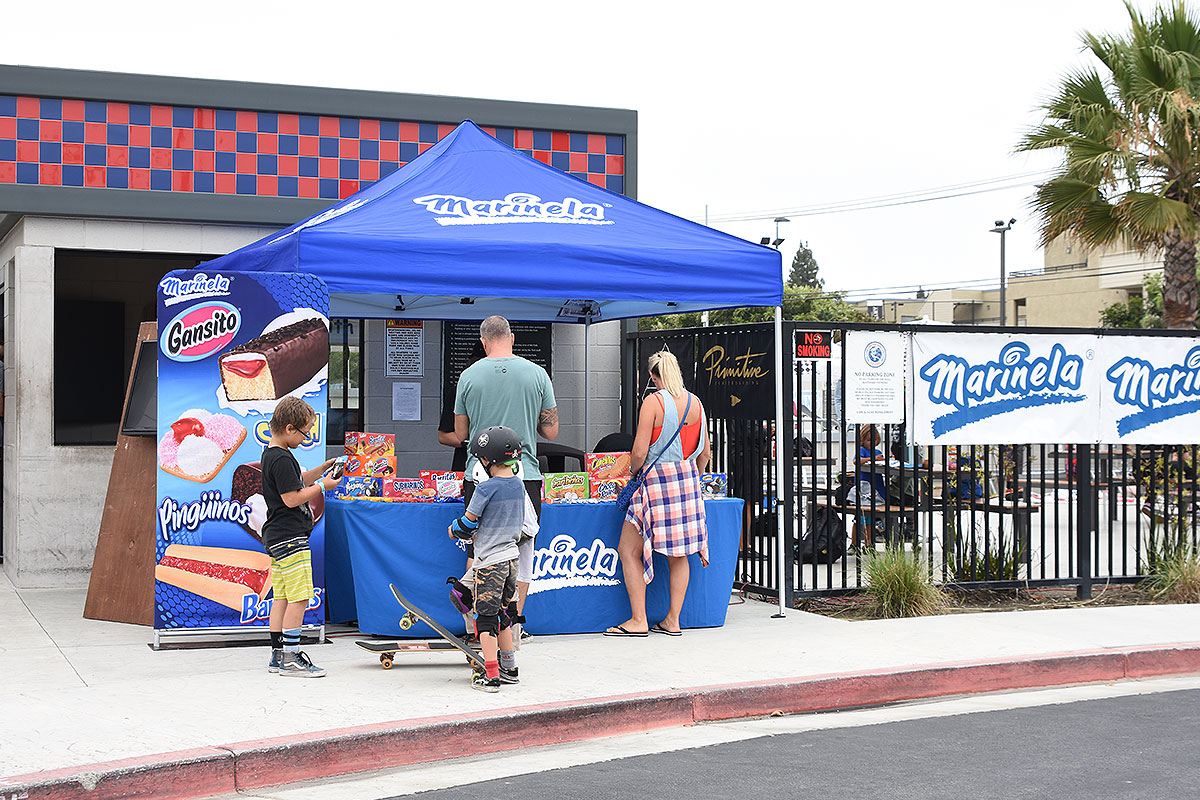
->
xmin=469 ymin=425 xmax=521 ymax=467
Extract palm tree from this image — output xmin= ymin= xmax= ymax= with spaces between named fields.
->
xmin=1020 ymin=1 xmax=1200 ymax=328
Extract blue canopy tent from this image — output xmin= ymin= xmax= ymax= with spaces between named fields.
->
xmin=201 ymin=120 xmax=789 ymax=613
xmin=200 ymin=120 xmax=781 ymax=322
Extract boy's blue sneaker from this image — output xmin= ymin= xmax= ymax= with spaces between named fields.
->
xmin=279 ymin=651 xmax=326 ymax=678
xmin=268 ymin=648 xmax=283 ymax=673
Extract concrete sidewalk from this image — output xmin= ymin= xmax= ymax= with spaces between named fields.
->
xmin=2 ymin=569 xmax=1198 ymax=800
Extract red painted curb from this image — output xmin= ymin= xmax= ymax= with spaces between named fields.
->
xmin=690 ymin=652 xmax=1129 ymax=721
xmin=0 ymin=747 xmax=235 ymax=800
xmin=1124 ymin=644 xmax=1200 ymax=678
xmin=4 ymin=644 xmax=1198 ymax=800
xmin=229 ymin=693 xmax=695 ymax=790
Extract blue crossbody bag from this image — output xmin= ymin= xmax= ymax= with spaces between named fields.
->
xmin=616 ymin=394 xmax=692 ymax=513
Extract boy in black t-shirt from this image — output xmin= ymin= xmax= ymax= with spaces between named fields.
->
xmin=263 ymin=396 xmax=340 ymax=677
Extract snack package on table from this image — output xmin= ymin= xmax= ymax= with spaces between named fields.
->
xmin=699 ymin=473 xmax=727 ymax=498
xmin=586 ymin=452 xmax=631 ymax=480
xmin=590 ymin=475 xmax=630 ymax=501
xmin=421 ymin=470 xmax=464 ymax=501
xmin=362 ymin=432 xmax=395 ymax=457
xmin=338 ymin=476 xmax=382 ymax=498
xmin=382 ymin=477 xmax=435 ymax=502
xmin=543 ymin=472 xmax=589 ymax=503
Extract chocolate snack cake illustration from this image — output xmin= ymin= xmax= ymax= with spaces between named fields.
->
xmin=231 ymin=461 xmax=324 ymax=540
xmin=219 ymin=318 xmax=328 ymax=401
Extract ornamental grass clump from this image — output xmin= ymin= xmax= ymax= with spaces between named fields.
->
xmin=1145 ymin=541 xmax=1200 ymax=605
xmin=863 ymin=545 xmax=947 ymax=618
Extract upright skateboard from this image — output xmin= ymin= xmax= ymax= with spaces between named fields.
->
xmin=390 ymin=583 xmax=485 ymax=671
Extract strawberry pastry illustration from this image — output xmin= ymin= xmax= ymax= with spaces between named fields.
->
xmin=158 ymin=408 xmax=247 ymax=483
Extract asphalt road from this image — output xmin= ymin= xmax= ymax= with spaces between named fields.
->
xmin=401 ymin=688 xmax=1200 ymax=800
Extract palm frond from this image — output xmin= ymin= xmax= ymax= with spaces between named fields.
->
xmin=1118 ymin=191 xmax=1198 ymax=237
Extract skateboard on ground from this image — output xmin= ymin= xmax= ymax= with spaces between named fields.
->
xmin=354 ymin=638 xmax=480 ymax=670
xmin=356 ymin=583 xmax=486 ymax=672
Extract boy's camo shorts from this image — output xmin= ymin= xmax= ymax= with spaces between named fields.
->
xmin=474 ymin=559 xmax=518 ymax=618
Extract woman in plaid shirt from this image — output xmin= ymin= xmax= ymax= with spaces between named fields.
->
xmin=605 ymin=351 xmax=711 ymax=638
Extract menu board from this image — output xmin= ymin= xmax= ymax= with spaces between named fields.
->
xmin=442 ymin=321 xmax=553 ymax=408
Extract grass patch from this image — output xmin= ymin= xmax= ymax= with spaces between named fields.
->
xmin=863 ymin=545 xmax=947 ymax=618
xmin=1145 ymin=541 xmax=1200 ymax=604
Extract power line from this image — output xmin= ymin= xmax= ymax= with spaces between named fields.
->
xmin=695 ymin=170 xmax=1052 ymax=224
xmin=786 ymin=260 xmax=1162 ymax=304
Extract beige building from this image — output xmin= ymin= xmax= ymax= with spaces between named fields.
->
xmin=856 ymin=235 xmax=1161 ymax=327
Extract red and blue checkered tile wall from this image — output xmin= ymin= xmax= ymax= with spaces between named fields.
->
xmin=0 ymin=97 xmax=626 ymax=200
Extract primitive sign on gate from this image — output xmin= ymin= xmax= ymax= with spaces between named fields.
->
xmin=696 ymin=329 xmax=775 ymax=419
xmin=638 ymin=336 xmax=696 ymax=399
xmin=795 ymin=330 xmax=833 ymax=360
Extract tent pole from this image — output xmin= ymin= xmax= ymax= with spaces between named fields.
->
xmin=773 ymin=306 xmax=786 ymax=618
xmin=584 ymin=317 xmax=591 ymax=452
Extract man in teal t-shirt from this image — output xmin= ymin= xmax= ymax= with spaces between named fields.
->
xmin=454 ymin=315 xmax=558 ymax=628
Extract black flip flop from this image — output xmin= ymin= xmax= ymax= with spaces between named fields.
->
xmin=603 ymin=624 xmax=649 ymax=637
xmin=651 ymin=623 xmax=682 ymax=637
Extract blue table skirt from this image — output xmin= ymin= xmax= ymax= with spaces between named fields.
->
xmin=326 ymin=497 xmax=744 ymax=637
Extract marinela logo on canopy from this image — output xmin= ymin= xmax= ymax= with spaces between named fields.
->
xmin=412 ymin=192 xmax=613 ymax=226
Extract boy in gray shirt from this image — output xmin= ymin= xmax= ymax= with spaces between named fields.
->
xmin=449 ymin=425 xmax=525 ymax=692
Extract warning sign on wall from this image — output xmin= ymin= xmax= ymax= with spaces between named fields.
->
xmin=386 ymin=320 xmax=423 ymax=377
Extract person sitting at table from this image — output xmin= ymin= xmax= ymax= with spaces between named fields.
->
xmin=852 ymin=424 xmax=889 ymax=546
xmin=605 ymin=350 xmax=710 ymax=638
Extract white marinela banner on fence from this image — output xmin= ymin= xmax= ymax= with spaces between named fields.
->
xmin=910 ymin=332 xmax=1102 ymax=445
xmin=1098 ymin=336 xmax=1200 ymax=443
xmin=845 ymin=330 xmax=906 ymax=424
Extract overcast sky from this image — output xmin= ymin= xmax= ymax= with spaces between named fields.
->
xmin=5 ymin=0 xmax=1172 ymax=298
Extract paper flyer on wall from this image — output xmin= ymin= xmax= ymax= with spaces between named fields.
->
xmin=844 ymin=330 xmax=905 ymax=424
xmin=154 ymin=270 xmax=330 ymax=630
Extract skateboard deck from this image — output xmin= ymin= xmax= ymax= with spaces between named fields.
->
xmin=354 ymin=639 xmax=478 ymax=669
xmin=390 ymin=583 xmax=486 ymax=670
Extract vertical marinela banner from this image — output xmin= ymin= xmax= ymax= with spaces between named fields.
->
xmin=1099 ymin=336 xmax=1200 ymax=444
xmin=910 ymin=332 xmax=1102 ymax=445
xmin=155 ymin=270 xmax=330 ymax=630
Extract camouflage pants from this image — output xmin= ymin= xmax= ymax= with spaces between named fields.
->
xmin=474 ymin=559 xmax=518 ymax=620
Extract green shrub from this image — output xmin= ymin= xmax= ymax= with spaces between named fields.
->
xmin=951 ymin=537 xmax=1025 ymax=582
xmin=1144 ymin=539 xmax=1200 ymax=604
xmin=864 ymin=545 xmax=947 ymax=618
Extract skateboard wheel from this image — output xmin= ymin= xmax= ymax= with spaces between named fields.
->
xmin=381 ymin=655 xmax=393 ymax=669
xmin=399 ymin=616 xmax=413 ymax=630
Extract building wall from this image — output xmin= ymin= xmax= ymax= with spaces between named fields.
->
xmin=361 ymin=320 xmax=620 ymax=476
xmin=0 ymin=217 xmax=278 ymax=587
xmin=0 ymin=67 xmax=638 ymax=589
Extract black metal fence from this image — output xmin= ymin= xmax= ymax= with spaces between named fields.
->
xmin=626 ymin=321 xmax=1200 ymax=607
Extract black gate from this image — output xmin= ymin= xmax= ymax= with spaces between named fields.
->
xmin=626 ymin=320 xmax=1200 ymax=605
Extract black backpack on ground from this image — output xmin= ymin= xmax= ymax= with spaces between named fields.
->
xmin=796 ymin=505 xmax=846 ymax=564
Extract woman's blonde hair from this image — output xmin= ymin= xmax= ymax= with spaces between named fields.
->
xmin=648 ymin=350 xmax=685 ymax=397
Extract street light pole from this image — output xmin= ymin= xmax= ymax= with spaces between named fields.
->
xmin=990 ymin=218 xmax=1015 ymax=326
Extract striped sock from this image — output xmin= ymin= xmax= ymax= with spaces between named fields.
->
xmin=282 ymin=627 xmax=301 ymax=654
